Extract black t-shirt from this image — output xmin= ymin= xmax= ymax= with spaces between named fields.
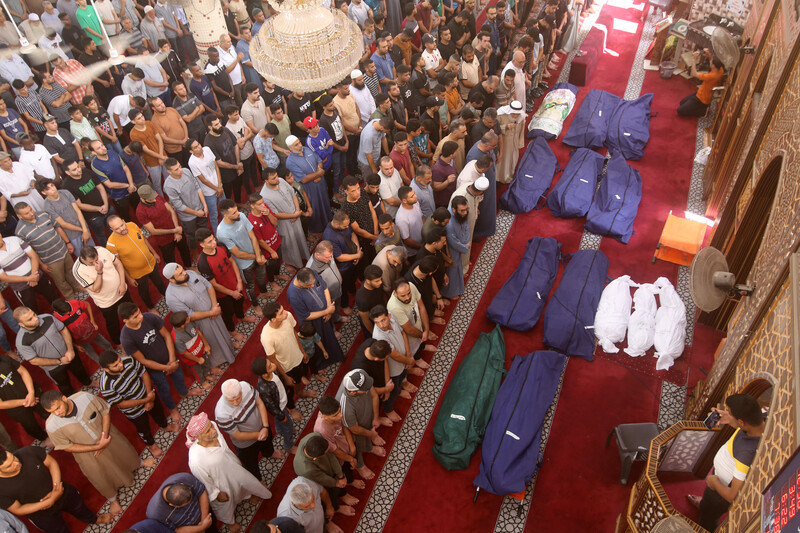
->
xmin=204 ymin=129 xmax=238 ymax=168
xmin=447 ymin=20 xmax=467 ymax=48
xmin=437 ymin=40 xmax=457 ymax=63
xmin=350 ymin=338 xmax=387 ymax=387
xmin=261 ymin=86 xmax=287 ymax=109
xmin=120 ymin=313 xmax=171 ymax=365
xmin=355 ymin=285 xmax=385 ymax=317
xmin=206 ymin=62 xmax=233 ymax=94
xmin=0 ymin=446 xmax=56 ymax=519
xmin=78 ymin=50 xmax=113 ymax=84
xmin=409 ymin=70 xmax=429 ymax=112
xmin=63 ymin=172 xmax=105 ymax=219
xmin=398 ymin=82 xmax=413 ymax=111
xmin=416 ymin=246 xmax=445 ymax=287
xmin=406 ymin=269 xmax=435 ymax=315
xmin=319 ymin=110 xmax=346 ymax=147
xmin=0 ymin=353 xmax=39 ymax=402
xmin=61 ymin=26 xmax=85 ymax=52
xmin=286 ymin=95 xmax=313 ymax=138
xmin=389 ymin=97 xmax=407 ymax=127
xmin=43 ymin=129 xmax=76 ymax=160
xmin=468 ymin=83 xmax=496 ymax=112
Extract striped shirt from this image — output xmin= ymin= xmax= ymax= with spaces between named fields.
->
xmin=15 ymin=212 xmax=68 ymax=265
xmin=14 ymin=92 xmax=46 ymax=132
xmin=0 ymin=236 xmax=33 ymax=291
xmin=100 ymin=356 xmax=148 ymax=417
xmin=38 ymin=84 xmax=72 ymax=123
xmin=214 ymin=381 xmax=262 ymax=447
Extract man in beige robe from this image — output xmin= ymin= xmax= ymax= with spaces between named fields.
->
xmin=496 ymin=101 xmax=527 ymax=183
xmin=41 ymin=390 xmax=154 ymax=515
xmin=449 ymin=177 xmax=488 ymax=271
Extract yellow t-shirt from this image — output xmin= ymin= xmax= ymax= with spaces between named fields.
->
xmin=260 ymin=313 xmax=304 ymax=372
xmin=106 ymin=222 xmax=157 ymax=279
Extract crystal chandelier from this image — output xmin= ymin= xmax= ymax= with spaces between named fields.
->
xmin=250 ymin=0 xmax=364 ymax=92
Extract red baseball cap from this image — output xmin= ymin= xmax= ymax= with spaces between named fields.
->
xmin=303 ymin=116 xmax=319 ymax=128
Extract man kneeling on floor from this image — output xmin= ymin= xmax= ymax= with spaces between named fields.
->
xmin=687 ymin=393 xmax=765 ymax=531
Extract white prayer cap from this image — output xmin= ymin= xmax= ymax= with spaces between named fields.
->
xmin=162 ymin=262 xmax=179 ymax=279
xmin=510 ymin=100 xmax=523 ymax=111
xmin=221 ymin=379 xmax=242 ymax=398
xmin=29 ymin=13 xmax=40 ymax=21
xmin=474 ymin=176 xmax=490 ymax=191
xmin=350 ymin=69 xmax=363 ymax=79
xmin=285 ymin=135 xmax=299 ymax=148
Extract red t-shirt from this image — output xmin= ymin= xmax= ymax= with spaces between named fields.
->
xmin=390 ymin=147 xmax=414 ymax=182
xmin=53 ymin=300 xmax=97 ymax=344
xmin=196 ymin=244 xmax=239 ymax=296
xmin=247 ymin=211 xmax=281 ymax=252
xmin=136 ymin=195 xmax=179 ymax=247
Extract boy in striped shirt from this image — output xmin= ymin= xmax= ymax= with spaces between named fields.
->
xmin=98 ymin=350 xmax=179 ymax=458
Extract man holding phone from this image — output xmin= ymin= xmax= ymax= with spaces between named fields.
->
xmin=688 ymin=393 xmax=765 ymax=531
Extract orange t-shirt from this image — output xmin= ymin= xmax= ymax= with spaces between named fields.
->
xmin=445 ymin=87 xmax=461 ymax=112
xmin=151 ymin=108 xmax=186 ymax=155
xmin=696 ymin=68 xmax=725 ymax=105
xmin=129 ymin=122 xmax=162 ymax=167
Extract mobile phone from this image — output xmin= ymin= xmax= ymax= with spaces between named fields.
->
xmin=703 ymin=410 xmax=720 ymax=429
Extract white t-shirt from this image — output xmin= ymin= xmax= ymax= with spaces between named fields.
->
xmin=107 ymin=94 xmax=132 ymax=128
xmin=378 ymin=169 xmax=402 ymax=217
xmin=422 ymin=49 xmax=443 ymax=75
xmin=226 ymin=117 xmax=254 ymax=160
xmin=18 ymin=144 xmax=57 ymax=180
xmin=269 ymin=373 xmax=288 ymax=411
xmin=218 ymin=45 xmax=244 ymax=85
xmin=0 ymin=163 xmax=45 ymax=211
xmin=188 ymin=147 xmax=220 ymax=197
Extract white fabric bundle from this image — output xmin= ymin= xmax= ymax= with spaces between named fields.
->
xmin=624 ymin=283 xmax=658 ymax=357
xmin=653 ymin=277 xmax=687 ymax=370
xmin=595 ymin=275 xmax=637 ymax=353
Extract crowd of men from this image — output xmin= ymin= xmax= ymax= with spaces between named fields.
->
xmin=0 ymin=0 xmax=583 ymax=530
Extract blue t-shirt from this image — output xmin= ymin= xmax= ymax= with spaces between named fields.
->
xmin=190 ymin=76 xmax=218 ymax=112
xmin=322 ymin=224 xmax=355 ymax=271
xmin=216 ymin=217 xmax=256 ymax=269
xmin=371 ymin=52 xmax=395 ymax=91
xmin=306 ymin=129 xmax=333 ymax=170
xmin=90 ymin=154 xmax=130 ymax=200
xmin=0 ymin=110 xmax=24 ymax=141
xmin=119 ymin=150 xmax=149 ymax=185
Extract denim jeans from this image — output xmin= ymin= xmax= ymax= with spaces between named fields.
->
xmin=70 ymin=235 xmax=95 ymax=254
xmin=0 ymin=306 xmax=20 ymax=351
xmin=146 ymin=165 xmax=167 ymax=196
xmin=274 ymin=407 xmax=295 ymax=450
xmin=241 ymin=262 xmax=267 ymax=305
xmin=148 ymin=366 xmax=189 ymax=410
xmin=331 ymin=150 xmax=346 ymax=192
xmin=204 ymin=194 xmax=220 ymax=231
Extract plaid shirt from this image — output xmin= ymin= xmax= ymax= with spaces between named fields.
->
xmin=53 ymin=60 xmax=94 ymax=105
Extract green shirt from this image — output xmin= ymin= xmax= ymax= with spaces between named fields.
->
xmin=75 ymin=5 xmax=103 ymax=45
xmin=292 ymin=432 xmax=344 ymax=488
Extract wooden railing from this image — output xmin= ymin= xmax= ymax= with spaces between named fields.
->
xmin=616 ymin=421 xmax=713 ymax=533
